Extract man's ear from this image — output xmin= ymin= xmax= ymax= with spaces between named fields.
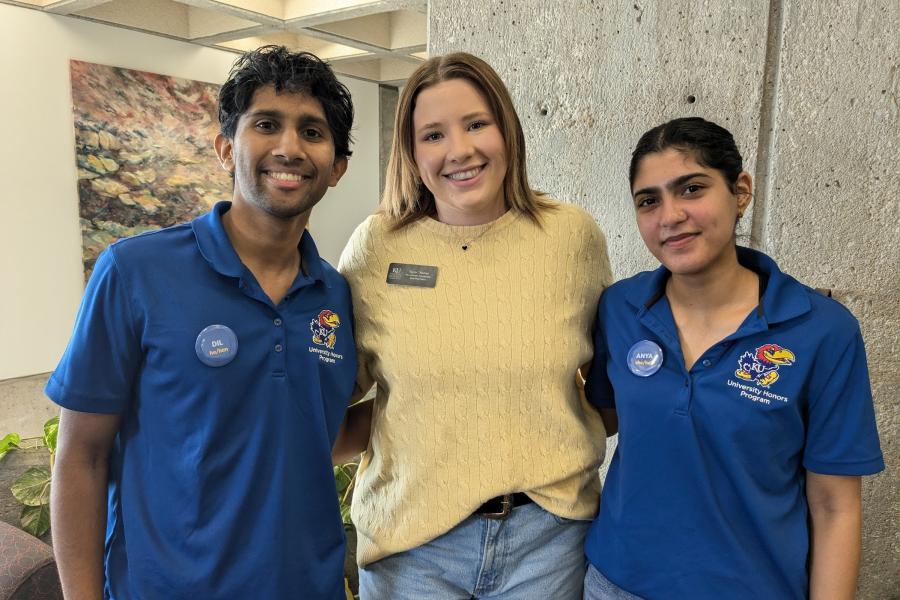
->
xmin=214 ymin=133 xmax=235 ymax=173
xmin=328 ymin=156 xmax=349 ymax=187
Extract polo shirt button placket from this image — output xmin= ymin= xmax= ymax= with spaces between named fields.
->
xmin=677 ymin=371 xmax=692 ymax=415
xmin=272 ymin=312 xmax=286 ymax=375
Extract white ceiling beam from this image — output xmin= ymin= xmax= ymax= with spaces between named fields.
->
xmin=43 ymin=0 xmax=112 ymax=14
xmin=326 ymin=52 xmax=378 ymax=66
xmin=190 ymin=23 xmax=280 ymax=44
xmin=283 ymin=0 xmax=424 ymax=28
xmin=174 ymin=0 xmax=282 ymax=27
xmin=391 ymin=43 xmax=425 ymax=55
xmin=296 ymin=26 xmax=422 ymax=64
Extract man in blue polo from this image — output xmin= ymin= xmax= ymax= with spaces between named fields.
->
xmin=47 ymin=46 xmax=357 ymax=599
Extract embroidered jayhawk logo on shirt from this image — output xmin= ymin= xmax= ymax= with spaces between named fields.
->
xmin=735 ymin=343 xmax=796 ymax=387
xmin=310 ymin=309 xmax=341 ymax=349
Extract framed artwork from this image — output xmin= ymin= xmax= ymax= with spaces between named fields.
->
xmin=70 ymin=60 xmax=231 ymax=278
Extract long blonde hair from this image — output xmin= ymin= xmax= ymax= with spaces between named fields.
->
xmin=381 ymin=52 xmax=553 ymax=229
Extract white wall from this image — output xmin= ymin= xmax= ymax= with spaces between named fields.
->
xmin=0 ymin=3 xmax=380 ymax=380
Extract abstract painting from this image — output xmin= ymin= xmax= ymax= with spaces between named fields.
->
xmin=70 ymin=60 xmax=231 ymax=278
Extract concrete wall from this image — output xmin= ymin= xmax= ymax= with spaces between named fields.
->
xmin=0 ymin=3 xmax=381 ymax=436
xmin=429 ymin=1 xmax=899 ymax=597
xmin=379 ymin=84 xmax=400 ymax=196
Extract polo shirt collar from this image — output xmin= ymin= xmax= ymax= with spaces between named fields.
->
xmin=193 ymin=201 xmax=328 ymax=287
xmin=298 ymin=227 xmax=327 ymax=287
xmin=736 ymin=246 xmax=809 ymax=324
xmin=630 ymin=246 xmax=810 ymax=326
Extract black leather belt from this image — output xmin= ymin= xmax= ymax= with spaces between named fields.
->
xmin=474 ymin=493 xmax=533 ymax=519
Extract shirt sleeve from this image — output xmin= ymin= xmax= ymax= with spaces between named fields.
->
xmin=44 ymin=246 xmax=142 ymax=414
xmin=585 ymin=296 xmax=615 ymax=409
xmin=803 ymin=328 xmax=884 ymax=475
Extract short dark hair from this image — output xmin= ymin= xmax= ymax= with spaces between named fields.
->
xmin=218 ymin=45 xmax=354 ymax=158
xmin=629 ymin=117 xmax=743 ymax=192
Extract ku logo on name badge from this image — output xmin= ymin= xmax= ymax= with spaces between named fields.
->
xmin=310 ymin=309 xmax=341 ymax=349
xmin=627 ymin=340 xmax=663 ymax=377
xmin=735 ymin=343 xmax=796 ymax=387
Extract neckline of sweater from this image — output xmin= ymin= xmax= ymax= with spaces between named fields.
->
xmin=415 ymin=208 xmax=521 ymax=240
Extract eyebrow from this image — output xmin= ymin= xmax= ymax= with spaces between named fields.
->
xmin=245 ymin=109 xmax=329 ymax=127
xmin=416 ymin=111 xmax=492 ymax=133
xmin=632 ymin=172 xmax=711 ymax=197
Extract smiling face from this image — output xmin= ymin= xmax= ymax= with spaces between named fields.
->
xmin=412 ymin=78 xmax=508 ymax=225
xmin=214 ymin=85 xmax=347 ymax=221
xmin=631 ymin=148 xmax=752 ymax=276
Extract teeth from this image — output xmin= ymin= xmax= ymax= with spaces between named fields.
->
xmin=447 ymin=167 xmax=481 ymax=180
xmin=268 ymin=172 xmax=304 ymax=181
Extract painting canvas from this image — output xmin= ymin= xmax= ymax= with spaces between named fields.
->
xmin=70 ymin=60 xmax=231 ymax=278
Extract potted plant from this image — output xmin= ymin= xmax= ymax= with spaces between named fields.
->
xmin=0 ymin=416 xmax=58 ymax=538
xmin=335 ymin=460 xmax=359 ymax=600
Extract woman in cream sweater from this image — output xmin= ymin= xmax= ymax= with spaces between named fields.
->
xmin=335 ymin=52 xmax=612 ymax=599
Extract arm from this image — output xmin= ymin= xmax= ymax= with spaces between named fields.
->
xmin=598 ymin=409 xmax=618 ymax=436
xmin=51 ymin=407 xmax=122 ymax=600
xmin=579 ymin=362 xmax=617 ymax=436
xmin=332 ymin=349 xmax=376 ymax=464
xmin=806 ymin=472 xmax=862 ymax=600
xmin=332 ymin=398 xmax=374 ymax=464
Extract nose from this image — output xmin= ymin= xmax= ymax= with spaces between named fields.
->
xmin=272 ymin=128 xmax=306 ymax=162
xmin=446 ymin=131 xmax=474 ymax=163
xmin=659 ymin=196 xmax=686 ymax=227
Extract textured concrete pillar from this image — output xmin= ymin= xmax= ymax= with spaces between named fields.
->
xmin=379 ymin=84 xmax=400 ymax=197
xmin=429 ymin=1 xmax=899 ymax=596
xmin=763 ymin=5 xmax=900 ymax=596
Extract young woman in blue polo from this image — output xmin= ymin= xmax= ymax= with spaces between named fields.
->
xmin=583 ymin=117 xmax=884 ymax=600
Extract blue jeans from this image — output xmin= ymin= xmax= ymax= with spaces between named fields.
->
xmin=359 ymin=502 xmax=589 ymax=599
xmin=583 ymin=564 xmax=644 ymax=600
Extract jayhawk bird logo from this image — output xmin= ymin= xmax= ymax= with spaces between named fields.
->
xmin=735 ymin=343 xmax=796 ymax=387
xmin=310 ymin=309 xmax=341 ymax=349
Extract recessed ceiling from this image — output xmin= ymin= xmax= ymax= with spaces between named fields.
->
xmin=2 ymin=0 xmax=427 ymax=85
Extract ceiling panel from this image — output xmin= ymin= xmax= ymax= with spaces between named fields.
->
xmin=2 ymin=0 xmax=427 ymax=84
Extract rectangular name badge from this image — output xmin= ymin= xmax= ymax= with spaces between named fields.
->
xmin=386 ymin=263 xmax=438 ymax=288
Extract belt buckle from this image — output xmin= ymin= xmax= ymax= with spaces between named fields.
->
xmin=481 ymin=494 xmax=513 ymax=520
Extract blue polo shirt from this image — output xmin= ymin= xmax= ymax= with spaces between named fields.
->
xmin=584 ymin=247 xmax=883 ymax=600
xmin=46 ymin=202 xmax=356 ymax=600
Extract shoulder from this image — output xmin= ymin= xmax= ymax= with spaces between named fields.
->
xmin=534 ymin=201 xmax=606 ymax=246
xmin=798 ymin=282 xmax=862 ymax=344
xmin=539 ymin=200 xmax=599 ymax=230
xmin=765 ymin=259 xmax=863 ymax=343
xmin=599 ymin=270 xmax=654 ymax=312
xmin=106 ymin=222 xmax=194 ymax=266
xmin=317 ymin=258 xmax=352 ymax=299
xmin=338 ymin=213 xmax=390 ymax=275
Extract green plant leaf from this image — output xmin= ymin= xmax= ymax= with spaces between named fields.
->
xmin=0 ymin=433 xmax=21 ymax=460
xmin=344 ymin=578 xmax=354 ymax=600
xmin=334 ymin=465 xmax=352 ymax=493
xmin=21 ymin=504 xmax=50 ymax=537
xmin=11 ymin=466 xmax=52 ymax=506
xmin=43 ymin=416 xmax=60 ymax=453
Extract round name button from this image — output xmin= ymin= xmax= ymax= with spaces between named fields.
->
xmin=195 ymin=324 xmax=238 ymax=367
xmin=627 ymin=340 xmax=663 ymax=377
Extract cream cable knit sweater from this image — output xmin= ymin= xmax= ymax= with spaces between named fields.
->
xmin=338 ymin=201 xmax=613 ymax=566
